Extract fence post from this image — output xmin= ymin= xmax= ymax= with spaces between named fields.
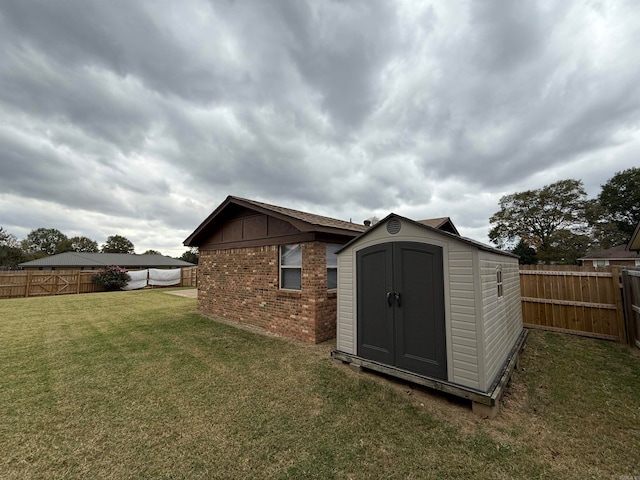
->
xmin=611 ymin=267 xmax=627 ymax=344
xmin=621 ymin=269 xmax=636 ymax=347
xmin=25 ymin=271 xmax=32 ymax=298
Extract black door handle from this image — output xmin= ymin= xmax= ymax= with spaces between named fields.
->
xmin=386 ymin=291 xmax=393 ymax=306
xmin=395 ymin=292 xmax=401 ymax=307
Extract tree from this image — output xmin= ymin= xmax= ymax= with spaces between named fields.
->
xmin=69 ymin=236 xmax=99 ymax=252
xmin=489 ymin=179 xmax=588 ymax=262
xmin=511 ymin=239 xmax=537 ymax=265
xmin=0 ymin=245 xmax=26 ymax=268
xmin=143 ymin=249 xmax=162 ymax=255
xmin=0 ymin=227 xmax=25 ymax=268
xmin=589 ymin=167 xmax=640 ymax=248
xmin=1 ymin=227 xmax=20 ymax=248
xmin=22 ymin=228 xmax=70 ymax=255
xmin=179 ymin=247 xmax=199 ymax=264
xmin=102 ymin=235 xmax=135 ymax=254
xmin=539 ymin=229 xmax=593 ymax=265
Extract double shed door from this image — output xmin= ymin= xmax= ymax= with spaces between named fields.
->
xmin=357 ymin=242 xmax=446 ymax=379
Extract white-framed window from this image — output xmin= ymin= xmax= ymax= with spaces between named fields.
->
xmin=326 ymin=243 xmax=341 ymax=290
xmin=635 ymin=259 xmax=640 ymax=267
xmin=593 ymin=260 xmax=609 ymax=267
xmin=496 ymin=266 xmax=503 ymax=298
xmin=280 ymin=244 xmax=302 ymax=290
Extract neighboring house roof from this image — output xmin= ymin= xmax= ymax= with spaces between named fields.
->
xmin=579 ymin=244 xmax=640 ymax=261
xmin=19 ymin=252 xmax=195 ymax=269
xmin=629 ymin=222 xmax=640 ymax=252
xmin=337 ymin=213 xmax=518 ymax=258
xmin=184 ymin=195 xmax=460 ymax=247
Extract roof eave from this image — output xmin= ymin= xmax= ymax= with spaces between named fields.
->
xmin=336 ymin=213 xmax=518 ymax=258
xmin=184 ymin=195 xmax=364 ymax=246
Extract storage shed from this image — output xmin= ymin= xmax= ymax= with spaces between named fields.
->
xmin=332 ymin=214 xmax=526 ymax=416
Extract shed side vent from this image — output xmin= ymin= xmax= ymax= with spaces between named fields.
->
xmin=386 ymin=219 xmax=401 ymax=235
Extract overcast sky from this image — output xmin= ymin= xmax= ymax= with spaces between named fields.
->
xmin=1 ymin=1 xmax=639 ymax=256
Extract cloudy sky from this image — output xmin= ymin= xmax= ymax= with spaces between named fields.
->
xmin=1 ymin=0 xmax=639 ymax=256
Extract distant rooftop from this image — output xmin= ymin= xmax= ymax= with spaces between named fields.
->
xmin=19 ymin=252 xmax=195 ymax=269
xmin=579 ymin=244 xmax=640 ymax=260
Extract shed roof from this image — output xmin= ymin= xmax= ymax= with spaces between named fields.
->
xmin=337 ymin=213 xmax=518 ymax=258
xmin=579 ymin=244 xmax=640 ymax=260
xmin=19 ymin=252 xmax=195 ymax=269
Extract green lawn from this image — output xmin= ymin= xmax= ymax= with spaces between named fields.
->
xmin=1 ymin=290 xmax=639 ymax=479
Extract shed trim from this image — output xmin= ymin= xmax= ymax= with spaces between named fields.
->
xmin=331 ymin=328 xmax=527 ymax=407
xmin=336 ymin=213 xmax=517 ymax=258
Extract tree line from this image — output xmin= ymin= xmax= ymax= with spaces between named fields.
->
xmin=489 ymin=167 xmax=640 ymax=264
xmin=0 ymin=228 xmax=198 ymax=268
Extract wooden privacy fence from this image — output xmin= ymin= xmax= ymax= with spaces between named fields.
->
xmin=519 ymin=265 xmax=626 ymax=342
xmin=181 ymin=266 xmax=198 ymax=288
xmin=0 ymin=270 xmax=103 ymax=299
xmin=0 ymin=266 xmax=198 ymax=300
xmin=621 ymin=269 xmax=640 ymax=348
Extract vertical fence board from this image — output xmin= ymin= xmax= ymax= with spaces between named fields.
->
xmin=520 ymin=266 xmax=625 ymax=342
xmin=0 ymin=267 xmax=198 ymax=299
xmin=622 ymin=269 xmax=640 ymax=348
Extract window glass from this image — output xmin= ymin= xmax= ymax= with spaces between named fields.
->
xmin=281 ymin=244 xmax=302 ymax=266
xmin=496 ymin=267 xmax=503 ymax=298
xmin=326 ymin=243 xmax=341 ymax=289
xmin=281 ymin=268 xmax=302 ymax=290
xmin=280 ymin=244 xmax=302 ymax=290
xmin=327 ymin=268 xmax=337 ymax=290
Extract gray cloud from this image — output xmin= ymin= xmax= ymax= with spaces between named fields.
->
xmin=1 ymin=0 xmax=639 ymax=255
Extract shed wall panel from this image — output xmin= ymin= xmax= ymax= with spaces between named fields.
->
xmin=337 ymin=251 xmax=356 ymax=353
xmin=479 ymin=251 xmax=523 ymax=389
xmin=448 ymin=249 xmax=480 ymax=389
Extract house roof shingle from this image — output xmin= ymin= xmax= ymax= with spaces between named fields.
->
xmin=416 ymin=217 xmax=460 ymax=236
xmin=184 ymin=195 xmax=462 ymax=248
xmin=19 ymin=252 xmax=195 ymax=269
xmin=579 ymin=244 xmax=640 ymax=260
xmin=184 ymin=195 xmax=367 ymax=246
xmin=235 ymin=197 xmax=368 ymax=233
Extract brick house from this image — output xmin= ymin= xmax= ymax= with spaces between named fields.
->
xmin=184 ymin=196 xmax=366 ymax=343
xmin=184 ymin=196 xmax=458 ymax=343
xmin=578 ymin=244 xmax=640 ymax=267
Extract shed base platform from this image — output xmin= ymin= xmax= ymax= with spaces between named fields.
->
xmin=331 ymin=329 xmax=528 ymax=418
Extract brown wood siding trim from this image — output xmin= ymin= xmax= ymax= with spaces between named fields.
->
xmin=314 ymin=232 xmax=360 ymax=244
xmin=200 ymin=233 xmax=318 ymax=250
xmin=184 ymin=196 xmax=366 ymax=247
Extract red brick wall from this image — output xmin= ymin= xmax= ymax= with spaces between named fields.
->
xmin=197 ymin=242 xmax=337 ymax=343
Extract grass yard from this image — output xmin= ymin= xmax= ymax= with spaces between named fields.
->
xmin=1 ymin=290 xmax=639 ymax=479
